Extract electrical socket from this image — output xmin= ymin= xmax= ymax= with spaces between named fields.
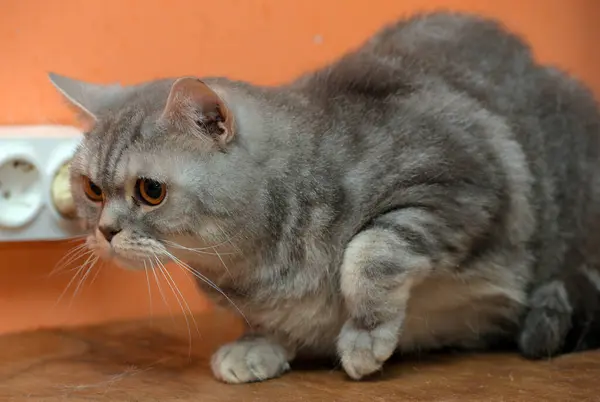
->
xmin=0 ymin=125 xmax=84 ymax=242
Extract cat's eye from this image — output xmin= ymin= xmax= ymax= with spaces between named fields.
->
xmin=82 ymin=176 xmax=103 ymax=202
xmin=136 ymin=178 xmax=167 ymax=206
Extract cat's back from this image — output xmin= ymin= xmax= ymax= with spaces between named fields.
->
xmin=370 ymin=11 xmax=535 ymax=79
xmin=297 ymin=12 xmax=537 ymax=111
xmin=297 ymin=11 xmax=600 ymax=187
xmin=371 ymin=12 xmax=600 ymax=192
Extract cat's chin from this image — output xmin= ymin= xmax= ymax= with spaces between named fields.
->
xmin=96 ymin=251 xmax=147 ymax=271
xmin=112 ymin=257 xmax=145 ymax=271
xmin=111 ymin=253 xmax=173 ymax=272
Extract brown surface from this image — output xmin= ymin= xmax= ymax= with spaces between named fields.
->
xmin=0 ymin=310 xmax=599 ymax=401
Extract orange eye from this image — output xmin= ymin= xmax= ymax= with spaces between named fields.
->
xmin=136 ymin=178 xmax=167 ymax=206
xmin=82 ymin=176 xmax=103 ymax=202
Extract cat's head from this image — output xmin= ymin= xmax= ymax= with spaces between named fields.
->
xmin=49 ymin=73 xmax=262 ymax=270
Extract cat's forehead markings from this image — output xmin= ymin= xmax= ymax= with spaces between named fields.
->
xmin=110 ymin=152 xmax=132 ymax=185
xmin=78 ymin=148 xmax=101 ymax=182
xmin=99 ymin=111 xmax=146 ymax=186
xmin=112 ymin=169 xmax=128 ymax=186
xmin=77 ymin=139 xmax=104 ymax=181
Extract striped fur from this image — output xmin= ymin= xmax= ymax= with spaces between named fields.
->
xmin=51 ymin=12 xmax=600 ymax=383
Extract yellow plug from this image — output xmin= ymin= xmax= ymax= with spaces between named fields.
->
xmin=51 ymin=161 xmax=77 ymax=219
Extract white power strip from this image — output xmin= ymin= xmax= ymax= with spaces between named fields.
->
xmin=0 ymin=125 xmax=84 ymax=242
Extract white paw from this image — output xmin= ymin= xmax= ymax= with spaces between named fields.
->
xmin=210 ymin=338 xmax=290 ymax=384
xmin=337 ymin=319 xmax=400 ymax=380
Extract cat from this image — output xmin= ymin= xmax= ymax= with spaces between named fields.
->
xmin=49 ymin=11 xmax=600 ymax=383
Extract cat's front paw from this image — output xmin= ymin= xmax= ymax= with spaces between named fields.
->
xmin=210 ymin=338 xmax=291 ymax=384
xmin=337 ymin=319 xmax=399 ymax=380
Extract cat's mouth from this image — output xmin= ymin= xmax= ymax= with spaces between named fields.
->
xmin=87 ymin=231 xmax=176 ymax=270
xmin=90 ymin=245 xmax=140 ymax=270
xmin=88 ymin=233 xmax=169 ymax=271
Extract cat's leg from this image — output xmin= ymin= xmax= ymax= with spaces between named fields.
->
xmin=210 ymin=334 xmax=295 ymax=384
xmin=518 ymin=280 xmax=573 ymax=358
xmin=337 ymin=208 xmax=457 ymax=380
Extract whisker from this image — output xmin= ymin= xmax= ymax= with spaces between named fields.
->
xmin=55 ymin=242 xmax=87 ymax=264
xmin=166 ymin=254 xmax=205 ymax=300
xmin=89 ymin=261 xmax=105 ymax=286
xmin=149 ymin=258 xmax=175 ymax=322
xmin=162 ymin=250 xmax=250 ymax=327
xmin=162 ymin=241 xmax=236 ymax=257
xmin=214 ymin=222 xmax=244 ymax=257
xmin=59 ymin=250 xmax=95 ymax=276
xmin=163 ymin=230 xmax=243 ymax=253
xmin=207 ymin=222 xmax=239 ymax=280
xmin=143 ymin=260 xmax=154 ymax=321
xmin=68 ymin=255 xmax=99 ymax=308
xmin=212 ymin=246 xmax=233 ymax=280
xmin=160 ymin=260 xmax=200 ymax=338
xmin=154 ymin=256 xmax=195 ymax=357
xmin=54 ymin=252 xmax=96 ymax=307
xmin=50 ymin=243 xmax=89 ymax=276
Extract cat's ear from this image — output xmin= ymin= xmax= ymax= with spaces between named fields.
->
xmin=160 ymin=77 xmax=235 ymax=147
xmin=48 ymin=72 xmax=124 ymax=130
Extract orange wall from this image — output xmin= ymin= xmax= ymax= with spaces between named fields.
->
xmin=1 ymin=0 xmax=599 ymax=335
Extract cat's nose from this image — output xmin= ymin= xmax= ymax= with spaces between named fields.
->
xmin=99 ymin=225 xmax=122 ymax=243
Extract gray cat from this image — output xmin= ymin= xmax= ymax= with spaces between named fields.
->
xmin=49 ymin=11 xmax=600 ymax=383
